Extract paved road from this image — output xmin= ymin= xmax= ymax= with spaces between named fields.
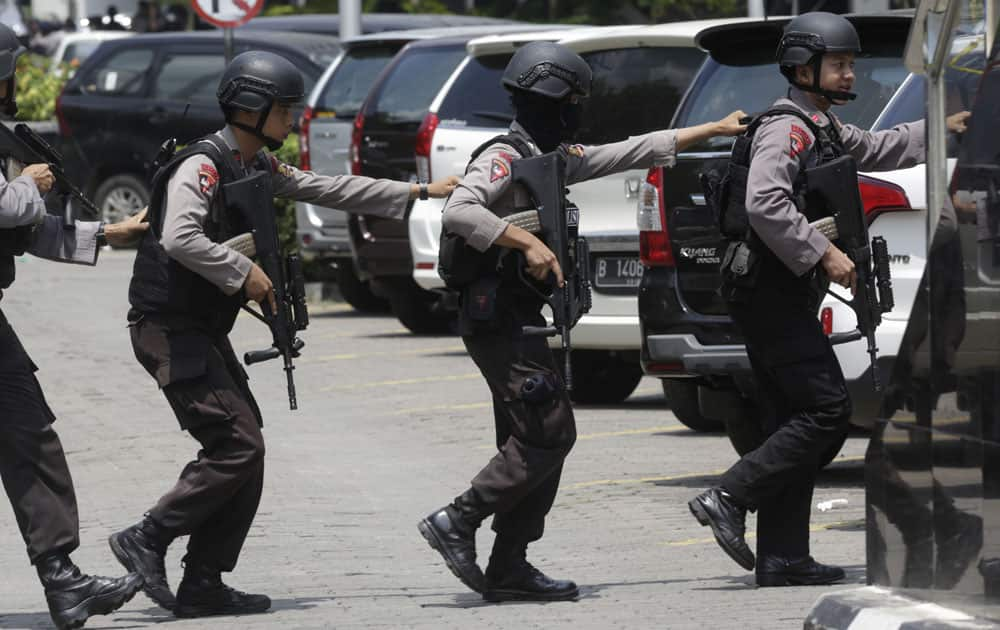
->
xmin=0 ymin=251 xmax=868 ymax=629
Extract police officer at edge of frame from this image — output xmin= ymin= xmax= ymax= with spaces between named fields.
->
xmin=688 ymin=12 xmax=970 ymax=587
xmin=0 ymin=23 xmax=148 ymax=630
xmin=418 ymin=41 xmax=747 ymax=602
xmin=106 ymin=51 xmax=458 ymax=618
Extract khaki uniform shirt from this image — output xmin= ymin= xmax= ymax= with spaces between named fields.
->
xmin=443 ymin=121 xmax=678 ymax=252
xmin=161 ymin=125 xmax=412 ymax=295
xmin=746 ymin=86 xmax=926 ymax=277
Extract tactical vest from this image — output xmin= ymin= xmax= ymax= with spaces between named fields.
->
xmin=438 ymin=133 xmax=536 ymax=289
xmin=128 ymin=134 xmax=269 ymax=333
xmin=0 ymin=225 xmax=34 ymax=289
xmin=709 ymin=104 xmax=845 ymax=242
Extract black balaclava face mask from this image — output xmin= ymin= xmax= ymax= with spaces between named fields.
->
xmin=512 ymin=90 xmax=583 ymax=152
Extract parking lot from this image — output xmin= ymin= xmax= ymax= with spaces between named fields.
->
xmin=0 ymin=251 xmax=870 ymax=629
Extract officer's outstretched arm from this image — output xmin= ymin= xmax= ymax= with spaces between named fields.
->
xmin=675 ymin=110 xmax=748 ymax=153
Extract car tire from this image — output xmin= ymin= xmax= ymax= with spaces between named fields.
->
xmin=662 ymin=379 xmax=724 ymax=432
xmin=335 ymin=264 xmax=389 ymax=313
xmin=553 ymin=350 xmax=642 ymax=404
xmin=94 ymin=174 xmax=149 ymax=230
xmin=386 ymin=279 xmax=453 ymax=334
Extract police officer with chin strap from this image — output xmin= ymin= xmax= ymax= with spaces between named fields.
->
xmin=419 ymin=40 xmax=746 ymax=602
xmin=688 ymin=12 xmax=969 ymax=587
xmin=107 ymin=50 xmax=458 ymax=619
xmin=0 ymin=22 xmax=150 ymax=630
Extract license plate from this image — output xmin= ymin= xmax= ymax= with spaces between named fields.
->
xmin=593 ymin=255 xmax=643 ymax=288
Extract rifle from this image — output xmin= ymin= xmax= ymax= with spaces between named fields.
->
xmin=805 ymin=155 xmax=894 ymax=391
xmin=0 ymin=122 xmax=99 ymax=227
xmin=509 ymin=152 xmax=592 ymax=391
xmin=221 ymin=172 xmax=309 ymax=410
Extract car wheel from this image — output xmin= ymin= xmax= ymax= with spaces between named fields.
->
xmin=554 ymin=350 xmax=642 ymax=404
xmin=94 ymin=174 xmax=149 ymax=227
xmin=662 ymin=379 xmax=724 ymax=432
xmin=386 ymin=280 xmax=452 ymax=334
xmin=335 ymin=263 xmax=389 ymax=313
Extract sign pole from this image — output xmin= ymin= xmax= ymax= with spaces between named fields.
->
xmin=224 ymin=26 xmax=233 ymax=63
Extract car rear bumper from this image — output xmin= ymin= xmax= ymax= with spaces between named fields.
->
xmin=646 ymin=333 xmax=751 ymax=374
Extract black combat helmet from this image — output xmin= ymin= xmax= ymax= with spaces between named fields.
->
xmin=0 ymin=23 xmax=25 ymax=116
xmin=217 ymin=50 xmax=304 ymax=150
xmin=776 ymin=12 xmax=861 ymax=103
xmin=501 ymin=41 xmax=592 ymax=100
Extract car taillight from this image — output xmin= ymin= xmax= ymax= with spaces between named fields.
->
xmin=858 ymin=175 xmax=912 ymax=222
xmin=638 ymin=167 xmax=674 ymax=267
xmin=55 ymin=88 xmax=70 ymax=137
xmin=415 ymin=112 xmax=439 ymax=183
xmin=299 ymin=106 xmax=313 ymax=171
xmin=350 ymin=112 xmax=365 ymax=176
xmin=821 ymin=306 xmax=833 ymax=335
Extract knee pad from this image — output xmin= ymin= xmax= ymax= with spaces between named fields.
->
xmin=519 ymin=372 xmax=560 ymax=405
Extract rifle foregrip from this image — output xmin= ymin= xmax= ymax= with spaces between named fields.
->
xmin=244 ymin=347 xmax=281 ymax=365
xmin=522 ymin=325 xmax=557 ymax=337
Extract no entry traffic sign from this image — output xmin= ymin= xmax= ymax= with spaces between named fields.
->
xmin=191 ymin=0 xmax=264 ymax=28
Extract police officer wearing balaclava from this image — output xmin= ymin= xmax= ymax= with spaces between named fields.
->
xmin=419 ymin=41 xmax=745 ymax=602
xmin=688 ymin=13 xmax=968 ymax=587
xmin=0 ymin=22 xmax=148 ymax=630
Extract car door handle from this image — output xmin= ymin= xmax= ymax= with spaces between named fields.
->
xmin=148 ymin=106 xmax=169 ymax=125
xmin=624 ymin=177 xmax=642 ymax=199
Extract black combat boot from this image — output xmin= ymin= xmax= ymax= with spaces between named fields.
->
xmin=418 ymin=488 xmax=492 ymax=593
xmin=36 ymin=552 xmax=143 ymax=630
xmin=483 ymin=542 xmax=578 ymax=602
xmin=108 ymin=514 xmax=176 ymax=610
xmin=755 ymin=555 xmax=845 ymax=587
xmin=173 ymin=562 xmax=271 ymax=618
xmin=688 ymin=487 xmax=755 ymax=570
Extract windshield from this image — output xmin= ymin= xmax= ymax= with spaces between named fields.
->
xmin=315 ymin=43 xmax=403 ymax=119
xmin=436 ymin=53 xmax=512 ymax=128
xmin=675 ymin=55 xmax=910 ymax=152
xmin=369 ymin=44 xmax=466 ymax=125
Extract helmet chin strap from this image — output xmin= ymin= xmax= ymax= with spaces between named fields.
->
xmin=2 ymin=78 xmax=17 ymax=116
xmin=229 ymin=105 xmax=283 ymax=151
xmin=794 ymin=58 xmax=857 ymax=104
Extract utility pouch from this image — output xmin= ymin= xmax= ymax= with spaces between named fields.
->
xmin=519 ymin=372 xmax=559 ymax=405
xmin=463 ymin=274 xmax=501 ymax=322
xmin=720 ymin=240 xmax=761 ymax=290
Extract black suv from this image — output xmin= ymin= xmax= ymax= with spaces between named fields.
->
xmin=56 ymin=30 xmax=339 ymax=222
xmin=637 ymin=15 xmax=917 ymax=452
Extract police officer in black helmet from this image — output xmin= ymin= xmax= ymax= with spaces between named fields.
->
xmin=108 ymin=51 xmax=456 ymax=618
xmin=419 ymin=41 xmax=745 ymax=602
xmin=0 ymin=22 xmax=149 ymax=630
xmin=687 ymin=13 xmax=968 ymax=587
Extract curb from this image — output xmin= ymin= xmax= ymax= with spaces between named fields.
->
xmin=805 ymin=586 xmax=1000 ymax=629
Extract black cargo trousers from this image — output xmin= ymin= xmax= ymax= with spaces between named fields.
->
xmin=720 ymin=258 xmax=851 ymax=559
xmin=460 ymin=299 xmax=577 ymax=549
xmin=0 ymin=308 xmax=81 ymax=563
xmin=130 ymin=315 xmax=265 ymax=572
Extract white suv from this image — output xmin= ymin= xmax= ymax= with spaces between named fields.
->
xmin=409 ymin=20 xmax=750 ymax=404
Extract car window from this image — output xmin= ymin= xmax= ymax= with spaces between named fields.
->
xmin=85 ymin=47 xmax=154 ymax=96
xmin=675 ymin=54 xmax=909 ymax=152
xmin=316 ymin=44 xmax=402 ymax=119
xmin=436 ymin=53 xmax=512 ymax=128
xmin=873 ymin=74 xmax=924 ymax=131
xmin=61 ymin=41 xmax=102 ymax=65
xmin=369 ymin=45 xmax=467 ymax=124
xmin=577 ymin=47 xmax=705 ymax=144
xmin=153 ymin=53 xmax=225 ymax=103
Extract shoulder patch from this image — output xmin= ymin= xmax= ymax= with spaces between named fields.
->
xmin=198 ymin=163 xmax=219 ymax=194
xmin=567 ymin=144 xmax=585 ymax=158
xmin=789 ymin=124 xmax=813 ymax=159
xmin=497 ymin=150 xmax=516 ymax=163
xmin=490 ymin=156 xmax=511 ymax=183
xmin=810 ymin=113 xmax=821 ymax=123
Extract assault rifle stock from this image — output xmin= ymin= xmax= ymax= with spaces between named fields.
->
xmin=510 ymin=152 xmax=592 ymax=391
xmin=805 ymin=155 xmax=894 ymax=391
xmin=0 ymin=122 xmax=98 ymax=227
xmin=222 ymin=172 xmax=309 ymax=410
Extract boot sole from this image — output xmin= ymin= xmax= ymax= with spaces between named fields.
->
xmin=108 ymin=533 xmax=176 ymax=610
xmin=417 ymin=518 xmax=484 ymax=594
xmin=174 ymin=602 xmax=271 ymax=618
xmin=483 ymin=587 xmax=579 ymax=603
xmin=50 ymin=574 xmax=143 ymax=630
xmin=756 ymin=571 xmax=845 ymax=587
xmin=688 ymin=498 xmax=756 ymax=571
